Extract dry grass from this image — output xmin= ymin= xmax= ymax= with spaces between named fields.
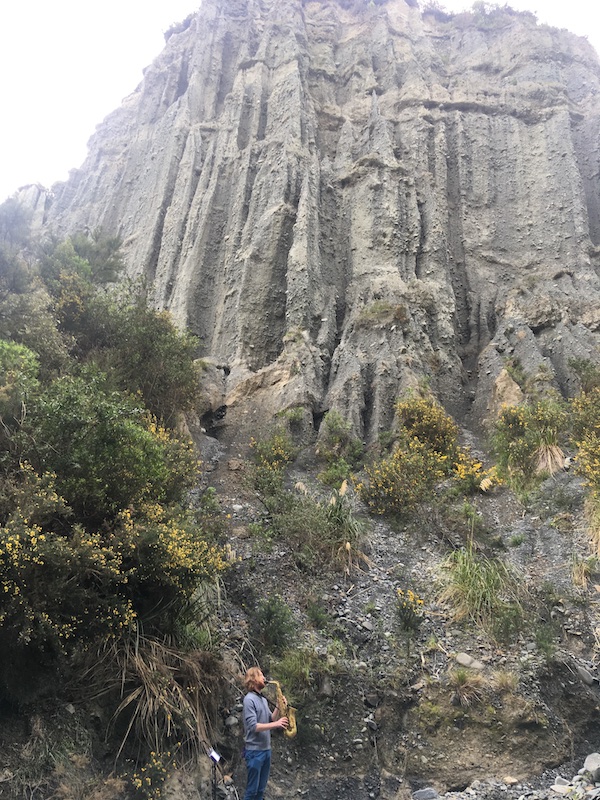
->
xmin=82 ymin=627 xmax=223 ymax=761
xmin=534 ymin=443 xmax=564 ymax=476
xmin=447 ymin=668 xmax=488 ymax=707
xmin=491 ymin=669 xmax=519 ymax=693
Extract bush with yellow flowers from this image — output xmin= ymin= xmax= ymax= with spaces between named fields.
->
xmin=356 ymin=438 xmax=448 ymax=516
xmin=356 ymin=394 xmax=463 ymax=516
xmin=131 ymin=751 xmax=174 ymax=800
xmin=396 ymin=588 xmax=424 ymax=633
xmin=114 ymin=502 xmax=228 ymax=625
xmin=452 ymin=449 xmax=500 ymax=494
xmin=395 ymin=394 xmax=459 ymax=461
xmin=0 ymin=468 xmax=135 ymax=660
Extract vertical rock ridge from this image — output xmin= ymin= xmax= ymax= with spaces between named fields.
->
xmin=41 ymin=0 xmax=600 ymax=436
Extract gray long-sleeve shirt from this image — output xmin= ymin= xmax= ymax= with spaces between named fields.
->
xmin=243 ymin=691 xmax=272 ymax=751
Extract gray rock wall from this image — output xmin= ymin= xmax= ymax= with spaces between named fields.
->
xmin=42 ymin=0 xmax=600 ymax=437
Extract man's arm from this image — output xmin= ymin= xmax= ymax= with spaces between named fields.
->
xmin=244 ymin=695 xmax=288 ymax=733
xmin=255 ymin=717 xmax=288 ymax=732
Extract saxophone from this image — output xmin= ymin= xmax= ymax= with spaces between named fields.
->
xmin=267 ymin=681 xmax=297 ymax=739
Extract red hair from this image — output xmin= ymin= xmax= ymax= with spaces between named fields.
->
xmin=244 ymin=667 xmax=263 ymax=692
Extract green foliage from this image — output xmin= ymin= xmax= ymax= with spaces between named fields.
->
xmin=100 ymin=298 xmax=200 ymax=425
xmin=504 ymin=356 xmax=527 ymax=389
xmin=316 ymin=410 xmax=363 ymax=487
xmin=569 ymin=358 xmax=600 ymax=394
xmin=570 ymin=387 xmax=600 ymax=441
xmin=252 ymin=594 xmax=297 ymax=655
xmin=273 ymin=645 xmax=330 ymax=702
xmin=306 ymin=598 xmax=331 ymax=630
xmin=0 ymin=339 xmax=40 ymax=430
xmin=12 ymin=370 xmax=199 ymax=519
xmin=318 ymin=456 xmax=354 ymax=487
xmin=0 ymin=288 xmax=70 ymax=379
xmin=439 ymin=545 xmax=523 ymax=639
xmin=268 ymin=483 xmax=366 ymax=574
xmin=492 ymin=398 xmax=568 ymax=493
xmin=249 ymin=427 xmax=297 ymax=498
xmin=70 ymin=228 xmax=124 ymax=284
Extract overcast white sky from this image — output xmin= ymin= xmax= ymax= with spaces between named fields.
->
xmin=1 ymin=0 xmax=599 ymax=203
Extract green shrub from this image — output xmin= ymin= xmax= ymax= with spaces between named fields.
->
xmin=0 ymin=339 xmax=40 ymax=428
xmin=492 ymin=398 xmax=568 ymax=492
xmin=14 ymin=370 xmax=199 ymax=519
xmin=249 ymin=428 xmax=297 ymax=499
xmin=273 ymin=645 xmax=330 ymax=701
xmin=101 ymin=299 xmax=200 ymax=424
xmin=318 ymin=457 xmax=353 ymax=488
xmin=439 ymin=545 xmax=523 ymax=638
xmin=316 ymin=410 xmax=363 ymax=468
xmin=252 ymin=595 xmax=297 ymax=655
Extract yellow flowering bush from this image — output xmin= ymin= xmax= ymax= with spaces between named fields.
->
xmin=452 ymin=449 xmax=501 ymax=494
xmin=116 ymin=503 xmax=228 ymax=623
xmin=131 ymin=751 xmax=173 ymax=800
xmin=396 ymin=588 xmax=424 ymax=633
xmin=395 ymin=394 xmax=459 ymax=461
xmin=0 ymin=469 xmax=135 ymax=658
xmin=0 ymin=466 xmax=228 ymax=696
xmin=356 ymin=439 xmax=448 ymax=516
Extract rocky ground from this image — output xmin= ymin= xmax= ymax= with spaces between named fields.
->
xmin=189 ymin=410 xmax=600 ymax=800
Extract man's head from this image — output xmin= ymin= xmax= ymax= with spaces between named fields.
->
xmin=244 ymin=666 xmax=266 ymax=692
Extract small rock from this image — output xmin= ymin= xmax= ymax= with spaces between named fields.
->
xmin=225 ymin=715 xmax=239 ymax=728
xmin=550 ymin=784 xmax=572 ymax=795
xmin=584 ymin=753 xmax=600 ymax=781
xmin=577 ymin=666 xmax=596 ymax=686
xmin=412 ymin=789 xmax=439 ymax=800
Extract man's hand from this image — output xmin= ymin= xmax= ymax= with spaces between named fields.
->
xmin=274 ymin=716 xmax=289 ymax=729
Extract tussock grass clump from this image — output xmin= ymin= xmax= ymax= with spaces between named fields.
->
xmin=447 ymin=668 xmax=488 ymax=707
xmin=439 ymin=545 xmax=523 ymax=638
xmin=84 ymin=627 xmax=223 ymax=761
xmin=491 ymin=669 xmax=519 ymax=693
xmin=492 ymin=398 xmax=568 ymax=494
xmin=267 ymin=482 xmax=368 ymax=575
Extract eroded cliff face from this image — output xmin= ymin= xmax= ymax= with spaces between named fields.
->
xmin=39 ymin=0 xmax=600 ymax=437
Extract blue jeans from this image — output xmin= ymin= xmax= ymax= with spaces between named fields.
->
xmin=243 ymin=748 xmax=271 ymax=800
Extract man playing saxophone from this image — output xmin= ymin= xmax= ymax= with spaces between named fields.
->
xmin=242 ymin=666 xmax=288 ymax=800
